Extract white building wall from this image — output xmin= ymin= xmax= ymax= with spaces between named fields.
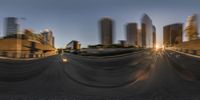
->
xmin=141 ymin=14 xmax=153 ymax=48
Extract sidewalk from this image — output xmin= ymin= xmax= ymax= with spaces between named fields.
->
xmin=167 ymin=49 xmax=200 ymax=59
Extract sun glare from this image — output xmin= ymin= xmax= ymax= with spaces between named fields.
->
xmin=155 ymin=44 xmax=161 ymax=51
xmin=156 ymin=45 xmax=159 ymax=49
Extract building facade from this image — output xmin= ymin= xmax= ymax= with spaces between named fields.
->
xmin=126 ymin=23 xmax=138 ymax=47
xmin=66 ymin=40 xmax=81 ymax=50
xmin=4 ymin=17 xmax=19 ymax=36
xmin=52 ymin=37 xmax=55 ymax=48
xmin=99 ymin=17 xmax=114 ymax=46
xmin=185 ymin=14 xmax=199 ymax=41
xmin=137 ymin=29 xmax=142 ymax=47
xmin=119 ymin=40 xmax=128 ymax=47
xmin=41 ymin=29 xmax=54 ymax=47
xmin=141 ymin=14 xmax=153 ymax=48
xmin=152 ymin=25 xmax=156 ymax=48
xmin=163 ymin=23 xmax=183 ymax=47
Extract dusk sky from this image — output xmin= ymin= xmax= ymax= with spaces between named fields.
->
xmin=0 ymin=0 xmax=199 ymax=48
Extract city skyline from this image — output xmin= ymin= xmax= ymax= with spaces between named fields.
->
xmin=0 ymin=0 xmax=200 ymax=99
xmin=0 ymin=0 xmax=200 ymax=48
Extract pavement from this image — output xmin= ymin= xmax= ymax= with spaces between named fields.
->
xmin=0 ymin=49 xmax=200 ymax=100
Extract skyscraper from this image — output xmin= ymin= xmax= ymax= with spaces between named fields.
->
xmin=126 ymin=23 xmax=138 ymax=46
xmin=185 ymin=14 xmax=199 ymax=41
xmin=4 ymin=17 xmax=19 ymax=36
xmin=52 ymin=36 xmax=55 ymax=48
xmin=99 ymin=17 xmax=114 ymax=46
xmin=163 ymin=23 xmax=183 ymax=47
xmin=141 ymin=14 xmax=153 ymax=48
xmin=152 ymin=25 xmax=156 ymax=48
xmin=137 ymin=29 xmax=142 ymax=47
xmin=41 ymin=29 xmax=54 ymax=47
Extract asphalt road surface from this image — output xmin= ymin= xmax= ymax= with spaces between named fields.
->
xmin=0 ymin=49 xmax=200 ymax=100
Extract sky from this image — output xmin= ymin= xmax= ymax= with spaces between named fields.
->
xmin=0 ymin=0 xmax=199 ymax=48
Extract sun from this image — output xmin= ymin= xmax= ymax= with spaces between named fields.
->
xmin=155 ymin=44 xmax=160 ymax=51
xmin=156 ymin=45 xmax=159 ymax=49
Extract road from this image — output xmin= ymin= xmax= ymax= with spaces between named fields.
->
xmin=0 ymin=49 xmax=200 ymax=100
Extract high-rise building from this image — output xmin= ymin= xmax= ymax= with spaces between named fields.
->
xmin=163 ymin=23 xmax=183 ymax=47
xmin=137 ymin=29 xmax=142 ymax=47
xmin=163 ymin=25 xmax=170 ymax=47
xmin=126 ymin=23 xmax=138 ymax=46
xmin=141 ymin=14 xmax=153 ymax=48
xmin=52 ymin=36 xmax=55 ymax=48
xmin=152 ymin=25 xmax=156 ymax=48
xmin=99 ymin=17 xmax=114 ymax=46
xmin=4 ymin=17 xmax=19 ymax=36
xmin=185 ymin=14 xmax=199 ymax=41
xmin=41 ymin=29 xmax=54 ymax=47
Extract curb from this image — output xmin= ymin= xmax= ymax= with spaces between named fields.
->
xmin=167 ymin=49 xmax=200 ymax=59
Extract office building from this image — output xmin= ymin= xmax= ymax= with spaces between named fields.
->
xmin=66 ymin=40 xmax=81 ymax=50
xmin=185 ymin=14 xmax=199 ymax=41
xmin=99 ymin=17 xmax=114 ymax=46
xmin=141 ymin=14 xmax=153 ymax=48
xmin=137 ymin=29 xmax=142 ymax=47
xmin=41 ymin=29 xmax=54 ymax=47
xmin=126 ymin=23 xmax=138 ymax=46
xmin=163 ymin=23 xmax=183 ymax=47
xmin=52 ymin=36 xmax=55 ymax=48
xmin=152 ymin=25 xmax=156 ymax=48
xmin=4 ymin=17 xmax=19 ymax=36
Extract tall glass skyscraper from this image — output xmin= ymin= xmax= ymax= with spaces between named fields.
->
xmin=141 ymin=14 xmax=153 ymax=48
xmin=4 ymin=17 xmax=19 ymax=36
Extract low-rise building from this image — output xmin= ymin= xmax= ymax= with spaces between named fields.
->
xmin=66 ymin=40 xmax=81 ymax=50
xmin=119 ymin=40 xmax=128 ymax=48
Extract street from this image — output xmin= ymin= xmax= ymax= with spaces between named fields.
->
xmin=0 ymin=50 xmax=200 ymax=100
